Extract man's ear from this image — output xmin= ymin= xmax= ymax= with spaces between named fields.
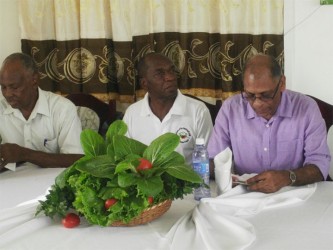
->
xmin=140 ymin=77 xmax=148 ymax=91
xmin=280 ymin=75 xmax=286 ymax=91
xmin=32 ymin=72 xmax=39 ymax=87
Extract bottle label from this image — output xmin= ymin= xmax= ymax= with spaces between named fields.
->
xmin=193 ymin=161 xmax=210 ymax=200
xmin=193 ymin=162 xmax=209 ymax=175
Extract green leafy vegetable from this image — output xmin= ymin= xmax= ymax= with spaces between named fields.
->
xmin=36 ymin=120 xmax=201 ymax=226
xmin=166 ymin=164 xmax=202 ymax=182
xmin=76 ymin=155 xmax=116 ymax=179
xmin=143 ymin=132 xmax=179 ymax=165
xmin=113 ymin=135 xmax=147 ymax=161
xmin=80 ymin=130 xmax=106 ymax=157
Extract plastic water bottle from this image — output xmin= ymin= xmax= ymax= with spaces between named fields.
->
xmin=192 ymin=138 xmax=211 ymax=201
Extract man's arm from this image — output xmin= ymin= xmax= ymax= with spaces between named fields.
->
xmin=0 ymin=143 xmax=83 ymax=169
xmin=195 ymin=104 xmax=214 ymax=147
xmin=246 ymin=164 xmax=323 ymax=193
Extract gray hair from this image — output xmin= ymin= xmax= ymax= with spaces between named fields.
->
xmin=2 ymin=52 xmax=38 ymax=75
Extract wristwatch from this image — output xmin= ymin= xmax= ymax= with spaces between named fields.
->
xmin=288 ymin=170 xmax=296 ymax=185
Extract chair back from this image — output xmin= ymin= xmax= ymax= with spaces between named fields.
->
xmin=328 ymin=126 xmax=333 ymax=180
xmin=306 ymin=95 xmax=333 ymax=132
xmin=66 ymin=93 xmax=117 ymax=135
xmin=306 ymin=95 xmax=333 ymax=180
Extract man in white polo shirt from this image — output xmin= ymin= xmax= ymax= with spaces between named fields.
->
xmin=123 ymin=52 xmax=213 ymax=164
xmin=0 ymin=53 xmax=83 ymax=172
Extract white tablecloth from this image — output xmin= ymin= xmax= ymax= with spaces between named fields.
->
xmin=0 ymin=165 xmax=64 ymax=209
xmin=1 ymin=165 xmax=333 ymax=250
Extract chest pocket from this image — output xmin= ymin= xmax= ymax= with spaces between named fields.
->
xmin=33 ymin=136 xmax=59 ymax=153
xmin=277 ymin=139 xmax=303 ymax=164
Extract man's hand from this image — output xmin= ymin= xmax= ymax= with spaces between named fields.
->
xmin=246 ymin=170 xmax=290 ymax=193
xmin=0 ymin=143 xmax=25 ymax=169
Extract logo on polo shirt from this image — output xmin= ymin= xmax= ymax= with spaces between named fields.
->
xmin=176 ymin=127 xmax=191 ymax=143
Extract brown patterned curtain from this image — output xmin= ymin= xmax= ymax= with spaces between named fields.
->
xmin=19 ymin=0 xmax=284 ymax=104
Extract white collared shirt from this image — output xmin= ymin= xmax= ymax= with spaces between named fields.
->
xmin=0 ymin=88 xmax=83 ymax=154
xmin=123 ymin=90 xmax=213 ymax=164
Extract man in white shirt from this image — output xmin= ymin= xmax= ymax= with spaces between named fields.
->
xmin=0 ymin=53 xmax=83 ymax=172
xmin=123 ymin=52 xmax=213 ymax=164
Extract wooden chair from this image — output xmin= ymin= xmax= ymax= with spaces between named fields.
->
xmin=66 ymin=93 xmax=117 ymax=135
xmin=328 ymin=126 xmax=333 ymax=180
xmin=307 ymin=95 xmax=333 ymax=181
xmin=307 ymin=95 xmax=333 ymax=132
xmin=184 ymin=94 xmax=222 ymax=125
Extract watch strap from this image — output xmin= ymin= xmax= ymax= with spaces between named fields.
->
xmin=288 ymin=170 xmax=296 ymax=185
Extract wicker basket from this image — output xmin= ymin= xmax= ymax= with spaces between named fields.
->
xmin=111 ymin=199 xmax=172 ymax=227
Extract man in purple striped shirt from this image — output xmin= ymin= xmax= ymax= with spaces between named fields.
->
xmin=207 ymin=54 xmax=331 ymax=193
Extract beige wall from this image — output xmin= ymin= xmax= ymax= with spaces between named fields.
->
xmin=285 ymin=0 xmax=333 ymax=104
xmin=0 ymin=0 xmax=20 ymax=65
xmin=0 ymin=0 xmax=332 ymax=104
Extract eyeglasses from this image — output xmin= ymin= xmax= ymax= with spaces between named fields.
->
xmin=241 ymin=76 xmax=282 ymax=102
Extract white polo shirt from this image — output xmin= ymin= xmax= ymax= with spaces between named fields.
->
xmin=0 ymin=88 xmax=83 ymax=154
xmin=123 ymin=90 xmax=213 ymax=164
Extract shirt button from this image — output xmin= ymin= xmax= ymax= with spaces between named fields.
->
xmin=266 ymin=124 xmax=270 ymax=128
xmin=264 ymin=147 xmax=268 ymax=151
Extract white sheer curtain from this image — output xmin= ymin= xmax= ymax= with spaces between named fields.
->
xmin=20 ymin=0 xmax=283 ymax=39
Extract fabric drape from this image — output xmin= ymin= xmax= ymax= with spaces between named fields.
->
xmin=19 ymin=0 xmax=284 ymax=104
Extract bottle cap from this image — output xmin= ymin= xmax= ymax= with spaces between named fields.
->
xmin=195 ymin=138 xmax=205 ymax=145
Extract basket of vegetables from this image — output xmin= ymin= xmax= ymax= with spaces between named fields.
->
xmin=36 ymin=120 xmax=202 ymax=227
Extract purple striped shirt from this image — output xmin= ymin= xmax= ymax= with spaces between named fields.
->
xmin=207 ymin=90 xmax=331 ymax=178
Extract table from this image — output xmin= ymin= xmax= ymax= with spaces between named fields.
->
xmin=1 ymin=165 xmax=333 ymax=250
xmin=0 ymin=165 xmax=64 ymax=210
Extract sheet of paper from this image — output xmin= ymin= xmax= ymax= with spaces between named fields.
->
xmin=5 ymin=163 xmax=16 ymax=171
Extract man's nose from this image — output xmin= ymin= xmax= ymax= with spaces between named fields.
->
xmin=164 ymin=69 xmax=177 ymax=81
xmin=251 ymin=96 xmax=265 ymax=107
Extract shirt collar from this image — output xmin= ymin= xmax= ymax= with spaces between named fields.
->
xmin=169 ymin=90 xmax=186 ymax=115
xmin=275 ymin=90 xmax=292 ymax=118
xmin=140 ymin=89 xmax=186 ymax=116
xmin=34 ymin=88 xmax=50 ymax=117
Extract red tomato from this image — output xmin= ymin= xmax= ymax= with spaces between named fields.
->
xmin=62 ymin=213 xmax=80 ymax=228
xmin=148 ymin=196 xmax=154 ymax=205
xmin=136 ymin=158 xmax=152 ymax=171
xmin=105 ymin=198 xmax=118 ymax=209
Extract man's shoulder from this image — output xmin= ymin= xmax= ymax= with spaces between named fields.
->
xmin=126 ymin=99 xmax=145 ymax=112
xmin=284 ymin=90 xmax=317 ymax=107
xmin=41 ymin=90 xmax=76 ymax=108
xmin=181 ymin=93 xmax=213 ymax=105
xmin=41 ymin=89 xmax=64 ymax=100
xmin=183 ymin=95 xmax=207 ymax=109
xmin=280 ymin=90 xmax=321 ymax=121
xmin=123 ymin=99 xmax=146 ymax=122
xmin=220 ymin=93 xmax=243 ymax=110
